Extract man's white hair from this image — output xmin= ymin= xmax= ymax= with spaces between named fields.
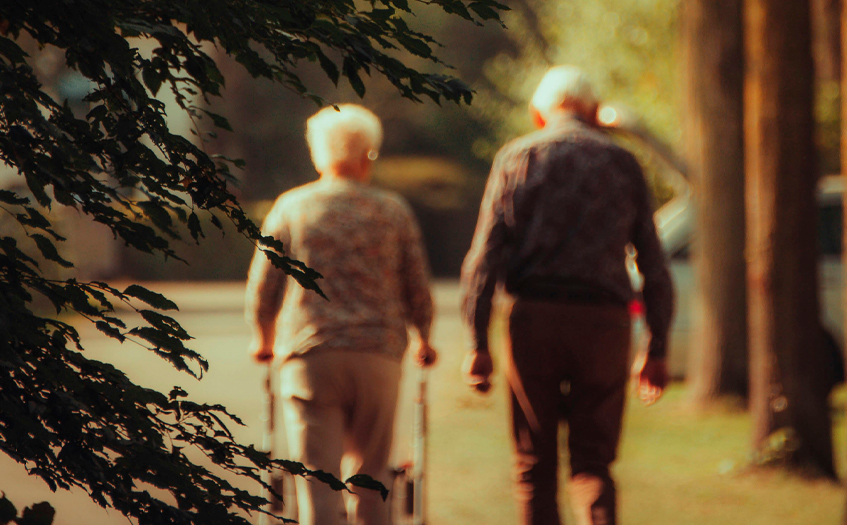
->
xmin=530 ymin=65 xmax=598 ymax=119
xmin=306 ymin=104 xmax=383 ymax=173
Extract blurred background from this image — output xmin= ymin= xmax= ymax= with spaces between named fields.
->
xmin=11 ymin=1 xmax=702 ymax=284
xmin=3 ymin=0 xmax=847 ymax=524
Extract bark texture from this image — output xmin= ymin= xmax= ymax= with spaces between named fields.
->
xmin=745 ymin=0 xmax=835 ymax=477
xmin=813 ymin=0 xmax=842 ymax=85
xmin=682 ymin=0 xmax=748 ymax=403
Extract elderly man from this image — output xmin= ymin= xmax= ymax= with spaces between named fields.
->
xmin=245 ymin=104 xmax=436 ymax=525
xmin=460 ymin=66 xmax=674 ymax=525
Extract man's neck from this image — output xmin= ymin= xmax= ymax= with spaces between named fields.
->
xmin=545 ymin=110 xmax=590 ymax=128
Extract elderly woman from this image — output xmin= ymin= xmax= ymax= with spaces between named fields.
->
xmin=245 ymin=104 xmax=436 ymax=525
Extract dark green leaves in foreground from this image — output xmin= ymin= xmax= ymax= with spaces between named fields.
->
xmin=0 ymin=495 xmax=55 ymax=525
xmin=0 ymin=0 xmax=504 ymax=524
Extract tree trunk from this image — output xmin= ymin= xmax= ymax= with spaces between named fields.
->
xmin=745 ymin=0 xmax=835 ymax=477
xmin=841 ymin=1 xmax=847 ymax=520
xmin=682 ymin=0 xmax=748 ymax=404
xmin=813 ymin=0 xmax=842 ymax=85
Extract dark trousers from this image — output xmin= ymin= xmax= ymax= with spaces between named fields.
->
xmin=506 ymin=298 xmax=631 ymax=525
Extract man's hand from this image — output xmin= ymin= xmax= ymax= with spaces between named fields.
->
xmin=412 ymin=340 xmax=438 ymax=368
xmin=462 ymin=349 xmax=493 ymax=394
xmin=250 ymin=339 xmax=275 ymax=364
xmin=631 ymin=353 xmax=668 ymax=406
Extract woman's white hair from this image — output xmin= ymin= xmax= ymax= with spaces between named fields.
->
xmin=530 ymin=65 xmax=598 ymax=119
xmin=306 ymin=104 xmax=383 ymax=173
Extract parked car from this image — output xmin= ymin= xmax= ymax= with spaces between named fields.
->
xmin=598 ymin=104 xmax=843 ymax=378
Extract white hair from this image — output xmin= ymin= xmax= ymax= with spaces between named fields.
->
xmin=530 ymin=65 xmax=598 ymax=119
xmin=306 ymin=104 xmax=383 ymax=173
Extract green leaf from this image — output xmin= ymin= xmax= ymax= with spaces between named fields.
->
xmin=317 ymin=52 xmax=339 ymax=86
xmin=53 ymin=187 xmax=77 ymax=207
xmin=210 ymin=214 xmax=223 ymax=230
xmin=391 ymin=0 xmax=410 ymax=11
xmin=469 ymin=1 xmax=506 ymax=21
xmin=0 ymin=1 xmax=507 ymax=524
xmin=138 ymin=200 xmax=175 ymax=236
xmin=0 ymin=190 xmax=28 ymax=205
xmin=18 ymin=208 xmax=51 ymax=229
xmin=95 ymin=321 xmax=125 ymax=342
xmin=187 ymin=212 xmax=203 ymax=241
xmin=309 ymin=470 xmax=348 ymax=492
xmin=102 ymin=315 xmax=127 ymax=329
xmin=342 ymin=58 xmax=366 ymax=98
xmin=201 ymin=110 xmax=233 ymax=132
xmin=346 ymin=474 xmax=389 ymax=501
xmin=23 ymin=171 xmax=51 ymax=208
xmin=0 ymin=36 xmax=28 ymax=64
xmin=19 ymin=502 xmax=55 ymax=525
xmin=123 ymin=284 xmax=178 ymax=311
xmin=396 ymin=34 xmax=432 ymax=59
xmin=0 ymin=494 xmax=17 ymax=524
xmin=169 ymin=386 xmax=188 ymax=400
xmin=140 ymin=309 xmax=191 ymax=340
xmin=142 ymin=66 xmax=163 ymax=96
xmin=30 ymin=234 xmax=73 ymax=268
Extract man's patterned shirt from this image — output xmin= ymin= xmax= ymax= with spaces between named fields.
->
xmin=461 ymin=116 xmax=674 ymax=357
xmin=246 ymin=177 xmax=433 ymax=361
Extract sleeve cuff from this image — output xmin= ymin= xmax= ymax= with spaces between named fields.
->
xmin=647 ymin=337 xmax=667 ymax=359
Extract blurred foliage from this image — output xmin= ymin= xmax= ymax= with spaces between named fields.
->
xmin=373 ymin=156 xmax=484 ymax=210
xmin=0 ymin=0 xmax=504 ymax=523
xmin=206 ymin=6 xmax=512 ymax=201
xmin=472 ymin=0 xmax=681 ymax=155
xmin=470 ymin=0 xmax=684 ymax=204
xmin=119 ymin=201 xmax=269 ymax=282
xmin=816 ymin=80 xmax=840 ymax=176
xmin=124 ymin=158 xmax=484 ymax=280
xmin=373 ymin=156 xmax=484 ymax=276
xmin=471 ymin=0 xmax=841 ymax=194
xmin=0 ymin=494 xmax=54 ymax=525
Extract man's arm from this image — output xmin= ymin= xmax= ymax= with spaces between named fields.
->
xmin=244 ymin=197 xmax=289 ymax=363
xmin=460 ymin=152 xmax=512 ymax=391
xmin=628 ymin=153 xmax=675 ymax=401
xmin=631 ymin=179 xmax=674 ymax=360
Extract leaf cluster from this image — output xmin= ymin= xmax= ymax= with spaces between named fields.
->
xmin=0 ymin=0 xmax=504 ymax=523
xmin=0 ymin=277 xmax=388 ymax=524
xmin=0 ymin=494 xmax=54 ymax=525
xmin=1 ymin=326 xmax=383 ymax=524
xmin=473 ymin=0 xmax=679 ymax=158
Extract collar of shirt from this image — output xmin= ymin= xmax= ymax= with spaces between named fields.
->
xmin=543 ymin=111 xmax=592 ymax=132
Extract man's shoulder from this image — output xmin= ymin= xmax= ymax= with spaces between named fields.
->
xmin=494 ymin=132 xmax=541 ymax=159
xmin=497 ymin=122 xmax=624 ymax=158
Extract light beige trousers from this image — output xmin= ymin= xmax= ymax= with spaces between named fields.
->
xmin=280 ymin=350 xmax=402 ymax=525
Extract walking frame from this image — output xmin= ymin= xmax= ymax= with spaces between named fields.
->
xmin=260 ymin=362 xmax=428 ymax=525
xmin=392 ymin=368 xmax=429 ymax=525
xmin=259 ymin=361 xmax=296 ymax=525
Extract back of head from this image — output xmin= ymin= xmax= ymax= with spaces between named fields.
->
xmin=530 ymin=66 xmax=598 ymax=121
xmin=306 ymin=104 xmax=383 ymax=174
